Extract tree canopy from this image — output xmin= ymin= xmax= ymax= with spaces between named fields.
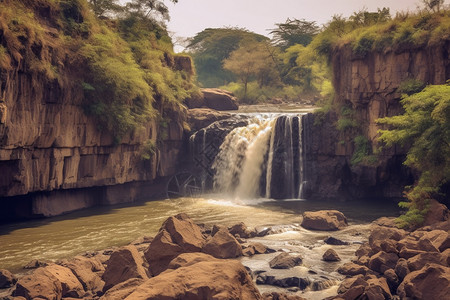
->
xmin=270 ymin=18 xmax=320 ymax=49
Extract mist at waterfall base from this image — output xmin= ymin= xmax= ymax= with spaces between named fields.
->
xmin=191 ymin=113 xmax=309 ymax=201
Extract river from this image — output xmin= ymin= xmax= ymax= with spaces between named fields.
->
xmin=0 ymin=195 xmax=398 ymax=274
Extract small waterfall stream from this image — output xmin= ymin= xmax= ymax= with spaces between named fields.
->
xmin=191 ymin=113 xmax=308 ymax=199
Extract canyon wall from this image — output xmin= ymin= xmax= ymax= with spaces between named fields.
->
xmin=303 ymin=41 xmax=450 ymax=200
xmin=0 ymin=70 xmax=185 ymax=221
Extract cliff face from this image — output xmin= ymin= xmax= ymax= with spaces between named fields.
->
xmin=0 ymin=58 xmax=186 ymax=222
xmin=304 ymin=42 xmax=450 ymax=200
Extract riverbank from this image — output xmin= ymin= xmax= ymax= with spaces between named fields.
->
xmin=0 ymin=202 xmax=448 ymax=299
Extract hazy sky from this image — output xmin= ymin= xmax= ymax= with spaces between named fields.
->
xmin=165 ymin=0 xmax=427 ymax=40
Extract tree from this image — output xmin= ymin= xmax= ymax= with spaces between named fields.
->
xmin=186 ymin=28 xmax=269 ymax=87
xmin=125 ymin=0 xmax=178 ymax=22
xmin=377 ymin=83 xmax=450 ymax=228
xmin=88 ymin=0 xmax=122 ymax=18
xmin=223 ymin=41 xmax=275 ymax=99
xmin=421 ymin=0 xmax=445 ymax=12
xmin=270 ymin=18 xmax=319 ymax=49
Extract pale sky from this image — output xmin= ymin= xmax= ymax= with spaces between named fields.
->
xmin=120 ymin=0 xmax=448 ymax=50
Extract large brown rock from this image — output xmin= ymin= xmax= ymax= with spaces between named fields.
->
xmin=43 ymin=264 xmax=85 ymax=298
xmin=423 ymin=199 xmax=449 ymax=226
xmin=0 ymin=269 xmax=17 ymax=288
xmin=368 ymin=225 xmax=406 ymax=254
xmin=322 ymin=248 xmax=341 ymax=262
xmin=14 ymin=267 xmax=63 ymax=300
xmin=406 ymin=252 xmax=448 ymax=271
xmin=124 ymin=253 xmax=262 ymax=299
xmin=187 ymin=108 xmax=231 ymax=132
xmin=368 ymin=251 xmax=399 ymax=274
xmin=397 ymin=263 xmax=450 ymax=299
xmin=269 ymin=252 xmax=303 ymax=269
xmin=301 ymin=210 xmax=348 ymax=231
xmin=228 ymin=222 xmax=255 ymax=238
xmin=60 ymin=256 xmax=104 ymax=295
xmin=102 ymin=245 xmax=149 ymax=292
xmin=338 ymin=262 xmax=371 ymax=276
xmin=99 ymin=278 xmax=144 ymax=300
xmin=144 ymin=213 xmax=206 ymax=276
xmin=202 ymin=227 xmax=243 ymax=259
xmin=201 ymin=88 xmax=239 ymax=111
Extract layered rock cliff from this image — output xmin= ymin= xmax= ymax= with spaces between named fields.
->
xmin=303 ymin=41 xmax=450 ymax=200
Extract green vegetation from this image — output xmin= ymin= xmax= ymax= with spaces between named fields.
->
xmin=377 ymin=83 xmax=450 ymax=228
xmin=0 ymin=0 xmax=198 ymax=143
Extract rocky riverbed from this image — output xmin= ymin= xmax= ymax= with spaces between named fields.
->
xmin=0 ymin=204 xmax=449 ymax=300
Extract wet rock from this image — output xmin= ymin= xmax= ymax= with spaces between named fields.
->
xmin=242 ymin=242 xmax=271 ymax=257
xmin=0 ymin=269 xmax=16 ymax=289
xmin=187 ymin=108 xmax=231 ymax=132
xmin=125 ymin=254 xmax=262 ymax=299
xmin=337 ymin=275 xmax=367 ymax=294
xmin=262 ymin=291 xmax=306 ymax=300
xmin=102 ymin=245 xmax=149 ymax=292
xmin=14 ymin=267 xmax=63 ymax=300
xmin=144 ymin=213 xmax=206 ymax=276
xmin=202 ymin=227 xmax=243 ymax=259
xmin=355 ymin=242 xmax=371 ymax=258
xmin=324 ymin=236 xmax=349 ymax=245
xmin=23 ymin=260 xmax=48 ymax=270
xmin=368 ymin=251 xmax=399 ymax=274
xmin=301 ymin=210 xmax=348 ymax=231
xmin=269 ymin=253 xmax=303 ymax=269
xmin=368 ymin=226 xmax=406 ymax=255
xmin=417 ymin=230 xmax=449 ymax=251
xmin=243 ymin=246 xmax=256 ymax=257
xmin=397 ymin=263 xmax=450 ymax=300
xmin=338 ymin=262 xmax=370 ymax=276
xmin=99 ymin=278 xmax=144 ymax=300
xmin=256 ymin=274 xmax=310 ymax=289
xmin=323 ymin=249 xmax=341 ymax=262
xmin=365 ymin=275 xmax=392 ymax=299
xmin=255 ymin=227 xmax=271 ymax=237
xmin=201 ymin=88 xmax=239 ymax=111
xmin=228 ymin=222 xmax=255 ymax=238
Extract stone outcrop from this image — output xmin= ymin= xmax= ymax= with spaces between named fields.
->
xmin=301 ymin=210 xmax=348 ymax=231
xmin=187 ymin=108 xmax=231 ymax=133
xmin=336 ymin=217 xmax=450 ymax=299
xmin=101 ymin=246 xmax=149 ymax=292
xmin=144 ymin=213 xmax=206 ymax=276
xmin=302 ymin=41 xmax=450 ymax=201
xmin=269 ymin=252 xmax=303 ymax=269
xmin=185 ymin=88 xmax=238 ymax=110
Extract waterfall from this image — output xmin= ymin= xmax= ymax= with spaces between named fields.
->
xmin=205 ymin=113 xmax=307 ymax=199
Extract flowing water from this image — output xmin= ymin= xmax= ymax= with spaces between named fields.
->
xmin=0 ymin=108 xmax=400 ymax=299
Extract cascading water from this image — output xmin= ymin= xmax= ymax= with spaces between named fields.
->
xmin=197 ymin=113 xmax=307 ymax=199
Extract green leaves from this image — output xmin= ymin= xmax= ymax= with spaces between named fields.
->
xmin=377 ymin=83 xmax=450 ymax=228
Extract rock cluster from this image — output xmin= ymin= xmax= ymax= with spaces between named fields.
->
xmin=2 ymin=214 xmax=282 ymax=300
xmin=333 ymin=217 xmax=450 ymax=299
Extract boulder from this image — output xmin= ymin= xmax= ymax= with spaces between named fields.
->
xmin=0 ymin=269 xmax=17 ymax=288
xmin=124 ymin=254 xmax=262 ymax=299
xmin=323 ymin=249 xmax=341 ymax=262
xmin=102 ymin=245 xmax=149 ymax=292
xmin=368 ymin=251 xmax=399 ymax=274
xmin=324 ymin=236 xmax=350 ymax=245
xmin=14 ymin=267 xmax=63 ymax=300
xmin=228 ymin=222 xmax=255 ymax=238
xmin=417 ymin=230 xmax=449 ymax=251
xmin=187 ymin=108 xmax=231 ymax=132
xmin=394 ymin=258 xmax=410 ymax=280
xmin=338 ymin=262 xmax=370 ymax=276
xmin=406 ymin=252 xmax=448 ymax=271
xmin=269 ymin=253 xmax=303 ymax=269
xmin=337 ymin=275 xmax=367 ymax=294
xmin=167 ymin=252 xmax=217 ymax=270
xmin=368 ymin=225 xmax=406 ymax=254
xmin=383 ymin=268 xmax=399 ymax=291
xmin=244 ymin=242 xmax=270 ymax=255
xmin=144 ymin=213 xmax=206 ymax=276
xmin=201 ymin=88 xmax=238 ymax=111
xmin=365 ymin=275 xmax=392 ymax=299
xmin=43 ymin=264 xmax=85 ymax=298
xmin=301 ymin=210 xmax=348 ymax=231
xmin=262 ymin=291 xmax=306 ymax=300
xmin=60 ymin=256 xmax=105 ymax=295
xmin=423 ymin=199 xmax=449 ymax=226
xmin=397 ymin=263 xmax=450 ymax=299
xmin=100 ymin=278 xmax=144 ymax=300
xmin=256 ymin=274 xmax=310 ymax=289
xmin=202 ymin=227 xmax=243 ymax=259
